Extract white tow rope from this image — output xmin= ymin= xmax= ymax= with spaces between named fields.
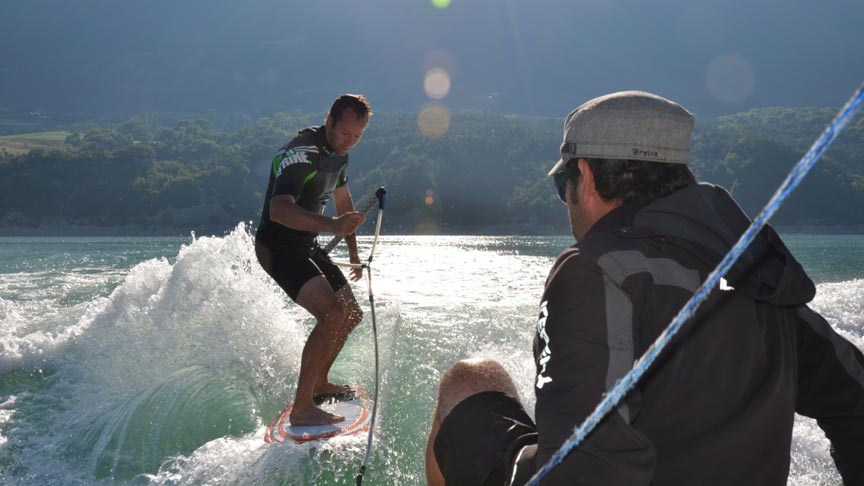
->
xmin=328 ymin=187 xmax=386 ymax=486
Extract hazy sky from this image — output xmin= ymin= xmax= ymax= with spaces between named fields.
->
xmin=2 ymin=0 xmax=863 ymax=120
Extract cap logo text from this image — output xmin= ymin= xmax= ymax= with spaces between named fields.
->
xmin=632 ymin=148 xmax=659 ymax=158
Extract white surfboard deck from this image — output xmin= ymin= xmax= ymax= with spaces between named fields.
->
xmin=265 ymin=386 xmax=371 ymax=444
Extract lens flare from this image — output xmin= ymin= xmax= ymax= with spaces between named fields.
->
xmin=705 ymin=53 xmax=755 ymax=103
xmin=417 ymin=103 xmax=450 ymax=139
xmin=424 ymin=68 xmax=451 ymax=100
xmin=423 ymin=50 xmax=454 ymax=74
xmin=431 ymin=0 xmax=451 ymax=8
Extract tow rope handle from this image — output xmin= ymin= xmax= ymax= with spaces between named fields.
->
xmin=322 ymin=186 xmax=386 ymax=255
xmin=375 ymin=187 xmax=386 ymax=210
xmin=366 ymin=187 xmax=386 ymax=264
xmin=355 ymin=465 xmax=367 ymax=486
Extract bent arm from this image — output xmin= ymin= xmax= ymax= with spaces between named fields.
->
xmin=268 ymin=158 xmax=341 ymax=234
xmin=796 ymin=305 xmax=864 ymax=485
xmin=269 ymin=194 xmax=338 ymax=233
xmin=333 ymin=185 xmax=361 ymax=261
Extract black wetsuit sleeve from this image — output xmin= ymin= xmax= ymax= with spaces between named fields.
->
xmin=533 ymin=253 xmax=655 ymax=485
xmin=272 ymin=161 xmax=314 ymax=200
xmin=795 ymin=305 xmax=864 ymax=485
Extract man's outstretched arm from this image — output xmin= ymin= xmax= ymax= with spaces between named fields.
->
xmin=796 ymin=305 xmax=864 ymax=485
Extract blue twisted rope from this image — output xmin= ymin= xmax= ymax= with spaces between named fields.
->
xmin=525 ymin=81 xmax=864 ymax=486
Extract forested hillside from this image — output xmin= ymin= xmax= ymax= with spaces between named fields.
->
xmin=1 ymin=107 xmax=862 ymax=235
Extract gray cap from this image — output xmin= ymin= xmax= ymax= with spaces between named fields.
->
xmin=548 ymin=90 xmax=694 ymax=176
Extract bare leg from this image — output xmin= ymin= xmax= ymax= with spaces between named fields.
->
xmin=290 ymin=276 xmax=347 ymax=425
xmin=315 ymin=284 xmax=364 ymax=396
xmin=425 ymin=358 xmax=522 ymax=485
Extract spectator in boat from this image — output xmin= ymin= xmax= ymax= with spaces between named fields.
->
xmin=426 ymin=90 xmax=864 ymax=485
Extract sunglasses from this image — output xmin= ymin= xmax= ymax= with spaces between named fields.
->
xmin=552 ymin=160 xmax=578 ymax=204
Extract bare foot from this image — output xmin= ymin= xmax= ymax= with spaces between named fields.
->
xmin=290 ymin=405 xmax=344 ymax=426
xmin=314 ymin=382 xmax=353 ymax=398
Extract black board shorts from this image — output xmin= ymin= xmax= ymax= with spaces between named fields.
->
xmin=434 ymin=391 xmax=539 ymax=486
xmin=255 ymin=231 xmax=348 ymax=301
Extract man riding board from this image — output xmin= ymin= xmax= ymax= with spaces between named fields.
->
xmin=255 ymin=94 xmax=372 ymax=426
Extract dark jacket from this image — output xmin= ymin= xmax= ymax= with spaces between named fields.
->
xmin=533 ymin=182 xmax=864 ymax=485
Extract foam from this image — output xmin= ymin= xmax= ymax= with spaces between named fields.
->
xmin=2 ymin=224 xmax=329 ymax=482
xmin=65 ymin=224 xmax=306 ymax=403
xmin=0 ymin=292 xmax=94 ymax=374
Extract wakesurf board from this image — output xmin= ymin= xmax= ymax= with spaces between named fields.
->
xmin=264 ymin=386 xmax=371 ymax=444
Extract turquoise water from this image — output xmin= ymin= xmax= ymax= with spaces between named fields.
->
xmin=1 ymin=228 xmax=862 ymax=485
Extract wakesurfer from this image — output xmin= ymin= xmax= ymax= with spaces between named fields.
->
xmin=255 ymin=94 xmax=373 ymax=426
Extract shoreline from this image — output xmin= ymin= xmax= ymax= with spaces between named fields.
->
xmin=774 ymin=225 xmax=864 ymax=235
xmin=0 ymin=224 xmax=230 ymax=238
xmin=1 ymin=223 xmax=864 ymax=237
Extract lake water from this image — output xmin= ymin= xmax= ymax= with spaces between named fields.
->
xmin=1 ymin=226 xmax=862 ymax=485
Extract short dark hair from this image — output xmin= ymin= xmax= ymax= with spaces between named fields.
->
xmin=567 ymin=158 xmax=696 ymax=207
xmin=329 ymin=94 xmax=373 ymax=124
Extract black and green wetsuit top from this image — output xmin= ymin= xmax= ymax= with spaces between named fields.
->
xmin=256 ymin=125 xmax=348 ymax=246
